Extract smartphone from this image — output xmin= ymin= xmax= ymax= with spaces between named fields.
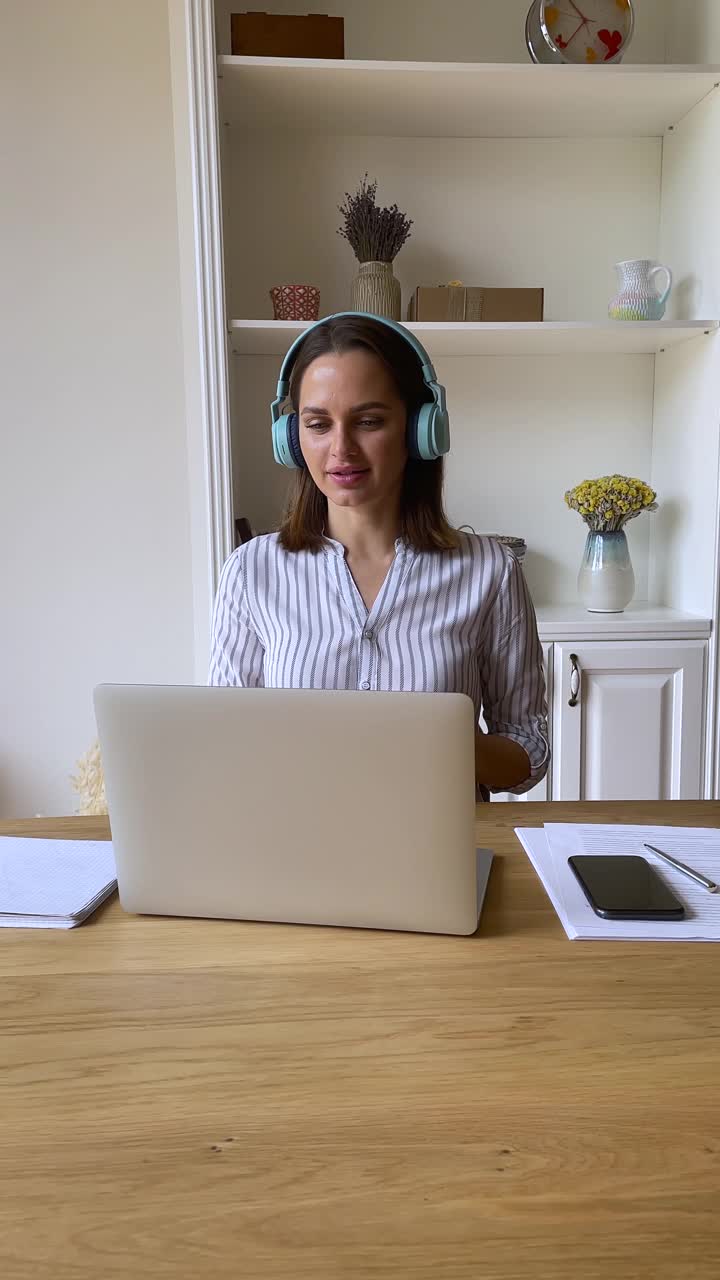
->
xmin=568 ymin=854 xmax=685 ymax=920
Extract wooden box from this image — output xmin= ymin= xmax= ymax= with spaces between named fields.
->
xmin=408 ymin=286 xmax=545 ymax=322
xmin=230 ymin=12 xmax=345 ymax=59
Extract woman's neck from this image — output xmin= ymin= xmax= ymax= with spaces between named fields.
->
xmin=326 ymin=501 xmax=401 ymax=561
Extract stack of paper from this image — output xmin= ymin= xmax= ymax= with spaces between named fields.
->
xmin=515 ymin=823 xmax=720 ymax=941
xmin=0 ymin=836 xmax=117 ymax=929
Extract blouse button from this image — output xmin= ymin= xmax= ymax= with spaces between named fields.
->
xmin=363 ymin=629 xmax=374 ymax=641
xmin=360 ymin=681 xmax=371 ymax=690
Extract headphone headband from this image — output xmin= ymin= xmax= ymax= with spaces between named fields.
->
xmin=273 ymin=312 xmax=439 ymax=403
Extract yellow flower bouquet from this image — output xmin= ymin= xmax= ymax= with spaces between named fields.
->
xmin=565 ymin=474 xmax=658 ymax=533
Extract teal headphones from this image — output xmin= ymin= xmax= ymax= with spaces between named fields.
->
xmin=270 ymin=311 xmax=450 ymax=469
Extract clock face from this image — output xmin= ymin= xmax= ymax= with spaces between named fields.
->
xmin=541 ymin=0 xmax=634 ymax=63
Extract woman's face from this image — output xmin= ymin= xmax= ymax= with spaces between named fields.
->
xmin=297 ymin=348 xmax=408 ymax=511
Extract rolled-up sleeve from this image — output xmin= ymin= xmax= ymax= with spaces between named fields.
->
xmin=208 ymin=549 xmax=265 ymax=687
xmin=478 ymin=550 xmax=549 ymax=795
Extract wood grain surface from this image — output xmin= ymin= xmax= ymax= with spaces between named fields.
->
xmin=1 ymin=802 xmax=719 ymax=1279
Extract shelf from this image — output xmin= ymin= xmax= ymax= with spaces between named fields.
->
xmin=217 ymin=57 xmax=720 ymax=138
xmin=534 ymin=605 xmax=712 ymax=641
xmin=229 ymin=320 xmax=718 ymax=358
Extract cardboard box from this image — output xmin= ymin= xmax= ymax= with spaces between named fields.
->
xmin=230 ymin=12 xmax=345 ymax=58
xmin=408 ymin=286 xmax=544 ymax=322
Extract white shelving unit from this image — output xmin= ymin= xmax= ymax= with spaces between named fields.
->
xmin=534 ymin=604 xmax=711 ymax=641
xmin=198 ymin=0 xmax=720 ymax=798
xmin=217 ymin=56 xmax=720 ymax=138
xmin=230 ymin=319 xmax=718 ymax=358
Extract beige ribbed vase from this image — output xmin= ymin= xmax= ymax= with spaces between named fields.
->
xmin=350 ymin=260 xmax=401 ymax=320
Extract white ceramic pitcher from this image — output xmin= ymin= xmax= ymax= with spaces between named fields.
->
xmin=609 ymin=259 xmax=673 ymax=321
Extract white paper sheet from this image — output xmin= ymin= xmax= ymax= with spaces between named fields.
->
xmin=0 ymin=837 xmax=116 ymax=927
xmin=515 ymin=824 xmax=720 ymax=941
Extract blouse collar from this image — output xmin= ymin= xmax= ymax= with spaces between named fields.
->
xmin=322 ymin=535 xmax=406 ymax=558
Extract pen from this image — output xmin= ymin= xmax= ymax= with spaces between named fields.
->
xmin=643 ymin=843 xmax=719 ymax=894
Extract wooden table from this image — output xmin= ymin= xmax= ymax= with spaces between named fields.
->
xmin=1 ymin=802 xmax=719 ymax=1279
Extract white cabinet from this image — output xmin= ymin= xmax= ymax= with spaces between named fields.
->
xmin=551 ymin=641 xmax=706 ymax=801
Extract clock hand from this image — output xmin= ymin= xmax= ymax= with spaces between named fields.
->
xmin=568 ymin=0 xmax=588 ymax=20
xmin=562 ymin=17 xmax=589 ymax=48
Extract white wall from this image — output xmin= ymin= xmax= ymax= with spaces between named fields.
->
xmin=660 ymin=88 xmax=720 ymax=324
xmin=0 ymin=1 xmax=194 ymax=817
xmin=666 ymin=4 xmax=720 ymax=63
xmin=650 ymin=338 xmax=720 ymax=616
xmin=214 ymin=0 xmax=670 ymax=64
xmin=225 ymin=133 xmax=661 ymax=322
xmin=440 ymin=354 xmax=655 ymax=605
xmin=651 ymin=83 xmax=720 ymax=616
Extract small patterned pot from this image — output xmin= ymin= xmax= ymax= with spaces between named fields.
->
xmin=270 ymin=285 xmax=320 ymax=321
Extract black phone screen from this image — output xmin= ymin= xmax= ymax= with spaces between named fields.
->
xmin=568 ymin=854 xmax=685 ymax=920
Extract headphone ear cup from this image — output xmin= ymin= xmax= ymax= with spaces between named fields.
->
xmin=272 ymin=412 xmax=304 ymax=469
xmin=287 ymin=412 xmax=304 ymax=468
xmin=413 ymin=402 xmax=451 ymax=460
xmin=431 ymin=406 xmax=450 ymax=458
xmin=413 ymin=402 xmax=437 ymax=461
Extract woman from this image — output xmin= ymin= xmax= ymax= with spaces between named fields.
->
xmin=209 ymin=313 xmax=548 ymax=796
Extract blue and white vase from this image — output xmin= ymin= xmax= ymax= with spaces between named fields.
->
xmin=577 ymin=530 xmax=635 ymax=613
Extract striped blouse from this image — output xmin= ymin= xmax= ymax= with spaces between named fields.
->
xmin=209 ymin=531 xmax=549 ymax=795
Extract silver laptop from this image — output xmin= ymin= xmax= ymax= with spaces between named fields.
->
xmin=93 ymin=685 xmax=491 ymax=936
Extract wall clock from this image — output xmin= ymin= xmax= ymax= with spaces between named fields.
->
xmin=526 ymin=0 xmax=635 ymax=64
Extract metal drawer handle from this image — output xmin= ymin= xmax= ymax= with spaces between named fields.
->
xmin=568 ymin=653 xmax=581 ymax=707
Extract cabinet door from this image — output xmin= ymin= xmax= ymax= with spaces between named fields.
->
xmin=489 ymin=643 xmax=552 ymax=803
xmin=552 ymin=641 xmax=705 ymax=801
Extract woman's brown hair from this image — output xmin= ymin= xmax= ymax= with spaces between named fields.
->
xmin=277 ymin=314 xmax=459 ymax=553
